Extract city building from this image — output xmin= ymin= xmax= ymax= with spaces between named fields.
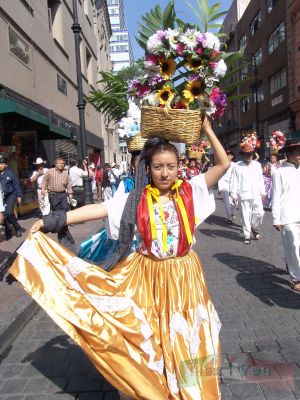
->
xmin=107 ymin=0 xmax=133 ymax=73
xmin=287 ymin=0 xmax=300 ymax=136
xmin=0 ymin=0 xmax=114 ymax=214
xmin=218 ymin=0 xmax=292 ymax=157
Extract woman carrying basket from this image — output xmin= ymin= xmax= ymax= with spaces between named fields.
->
xmin=9 ymin=117 xmax=229 ymax=399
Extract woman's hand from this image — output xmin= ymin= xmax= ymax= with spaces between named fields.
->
xmin=201 ymin=115 xmax=213 ymax=135
xmin=31 ymin=219 xmax=44 ymax=233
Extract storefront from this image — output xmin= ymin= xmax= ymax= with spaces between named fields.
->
xmin=0 ymin=97 xmax=73 ymax=216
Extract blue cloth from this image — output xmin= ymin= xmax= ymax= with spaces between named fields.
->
xmin=0 ymin=168 xmax=22 ymax=197
xmin=78 ymin=176 xmax=137 ymax=264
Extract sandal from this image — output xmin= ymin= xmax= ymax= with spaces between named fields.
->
xmin=244 ymin=237 xmax=251 ymax=245
xmin=291 ymin=281 xmax=300 ymax=292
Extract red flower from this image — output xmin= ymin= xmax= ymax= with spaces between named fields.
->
xmin=173 ymin=100 xmax=188 ymax=109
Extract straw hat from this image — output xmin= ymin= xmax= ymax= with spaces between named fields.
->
xmin=33 ymin=157 xmax=47 ymax=165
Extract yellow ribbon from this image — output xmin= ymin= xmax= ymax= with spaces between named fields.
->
xmin=146 ymin=180 xmax=193 ymax=254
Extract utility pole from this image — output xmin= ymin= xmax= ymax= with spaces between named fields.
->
xmin=71 ymin=0 xmax=94 ymax=204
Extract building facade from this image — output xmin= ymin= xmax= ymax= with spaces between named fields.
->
xmin=0 ymin=0 xmax=115 ymax=214
xmin=218 ymin=0 xmax=292 ymax=158
xmin=107 ymin=0 xmax=133 ymax=73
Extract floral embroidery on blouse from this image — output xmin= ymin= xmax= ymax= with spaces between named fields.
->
xmin=138 ymin=201 xmax=180 ymax=258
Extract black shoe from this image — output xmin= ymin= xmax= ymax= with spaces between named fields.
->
xmin=16 ymin=229 xmax=22 ymax=237
xmin=5 ymin=231 xmax=13 ymax=241
xmin=251 ymin=228 xmax=260 ymax=240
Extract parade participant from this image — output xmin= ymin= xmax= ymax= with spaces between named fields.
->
xmin=218 ymin=150 xmax=236 ymax=224
xmin=262 ymin=153 xmax=281 ymax=209
xmin=231 ymin=144 xmax=265 ymax=244
xmin=88 ymin=162 xmax=96 ymax=194
xmin=0 ymin=184 xmax=4 ymax=226
xmin=30 ymin=157 xmax=50 ymax=216
xmin=187 ymin=158 xmax=199 ymax=179
xmin=41 ymin=157 xmax=75 ymax=248
xmin=95 ymin=165 xmax=103 ymax=202
xmin=0 ymin=154 xmax=23 ymax=240
xmin=272 ymin=138 xmax=300 ymax=291
xmin=69 ymin=159 xmax=88 ymax=206
xmin=10 ymin=117 xmax=229 ymax=400
xmin=177 ymin=158 xmax=188 ymax=179
xmin=102 ymin=163 xmax=113 ymax=201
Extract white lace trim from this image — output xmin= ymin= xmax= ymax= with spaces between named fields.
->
xmin=166 ymin=369 xmax=179 ymax=394
xmin=64 ymin=257 xmax=90 ymax=277
xmin=169 ymin=305 xmax=210 ymax=359
xmin=87 ymin=295 xmax=164 ymax=375
xmin=210 ymin=305 xmax=222 ymax=353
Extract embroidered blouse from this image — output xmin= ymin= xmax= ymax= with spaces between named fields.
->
xmin=103 ymin=174 xmax=215 ymax=258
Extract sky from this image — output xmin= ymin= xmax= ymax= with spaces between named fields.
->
xmin=123 ymin=0 xmax=233 ymax=60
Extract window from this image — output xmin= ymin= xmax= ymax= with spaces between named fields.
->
xmin=242 ymin=96 xmax=250 ymax=112
xmin=253 ymin=83 xmax=264 ymax=103
xmin=250 ymin=11 xmax=261 ymax=37
xmin=240 ymin=64 xmax=248 ymax=80
xmin=270 ymin=67 xmax=286 ymax=95
xmin=239 ymin=34 xmax=247 ymax=50
xmin=57 ymin=74 xmax=67 ymax=95
xmin=253 ymin=48 xmax=262 ymax=67
xmin=107 ymin=0 xmax=119 ymax=5
xmin=268 ymin=22 xmax=285 ymax=55
xmin=8 ymin=26 xmax=30 ymax=67
xmin=266 ymin=0 xmax=277 ymax=13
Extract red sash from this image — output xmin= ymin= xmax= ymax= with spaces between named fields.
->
xmin=137 ymin=181 xmax=195 ymax=257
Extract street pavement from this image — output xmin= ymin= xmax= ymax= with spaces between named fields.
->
xmin=0 ymin=194 xmax=300 ymax=399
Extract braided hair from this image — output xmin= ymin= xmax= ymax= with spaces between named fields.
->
xmin=103 ymin=138 xmax=179 ymax=271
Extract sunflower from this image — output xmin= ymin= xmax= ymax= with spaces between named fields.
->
xmin=155 ymin=85 xmax=175 ymax=106
xmin=159 ymin=58 xmax=176 ymax=79
xmin=185 ymin=55 xmax=203 ymax=71
xmin=183 ymin=80 xmax=204 ymax=103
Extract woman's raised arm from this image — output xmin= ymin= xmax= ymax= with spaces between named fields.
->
xmin=202 ymin=117 xmax=230 ymax=189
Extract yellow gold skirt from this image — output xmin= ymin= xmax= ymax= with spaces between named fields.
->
xmin=10 ymin=232 xmax=221 ymax=400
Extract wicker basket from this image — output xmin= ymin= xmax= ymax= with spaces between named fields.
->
xmin=127 ymin=132 xmax=147 ymax=153
xmin=141 ymin=106 xmax=202 ymax=144
xmin=186 ymin=146 xmax=205 ymax=160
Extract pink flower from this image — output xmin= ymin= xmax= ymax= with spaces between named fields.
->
xmin=209 ymin=62 xmax=217 ymax=69
xmin=157 ymin=30 xmax=167 ymax=40
xmin=137 ymin=84 xmax=151 ymax=97
xmin=146 ymin=54 xmax=159 ymax=65
xmin=195 ymin=46 xmax=203 ymax=55
xmin=176 ymin=42 xmax=187 ymax=56
xmin=209 ymin=87 xmax=227 ymax=108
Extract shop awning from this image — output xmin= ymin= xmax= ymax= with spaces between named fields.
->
xmin=0 ymin=99 xmax=72 ymax=139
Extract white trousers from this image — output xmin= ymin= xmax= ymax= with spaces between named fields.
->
xmin=222 ymin=189 xmax=235 ymax=220
xmin=281 ymin=222 xmax=300 ymax=281
xmin=240 ymin=198 xmax=264 ymax=238
xmin=37 ymin=189 xmax=50 ymax=215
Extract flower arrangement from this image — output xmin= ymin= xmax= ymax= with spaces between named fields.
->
xmin=270 ymin=130 xmax=286 ymax=150
xmin=128 ymin=27 xmax=228 ymax=120
xmin=240 ymin=131 xmax=261 ymax=150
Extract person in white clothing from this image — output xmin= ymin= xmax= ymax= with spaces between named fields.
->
xmin=218 ymin=150 xmax=236 ymax=224
xmin=272 ymin=138 xmax=300 ymax=291
xmin=231 ymin=144 xmax=265 ymax=244
xmin=69 ymin=159 xmax=88 ymax=206
xmin=30 ymin=158 xmax=50 ymax=215
xmin=0 ymin=184 xmax=4 ymax=226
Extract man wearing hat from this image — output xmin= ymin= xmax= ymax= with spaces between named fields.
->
xmin=30 ymin=157 xmax=49 ymax=215
xmin=272 ymin=138 xmax=300 ymax=291
xmin=231 ymin=144 xmax=265 ymax=244
xmin=0 ymin=154 xmax=23 ymax=240
xmin=218 ymin=150 xmax=236 ymax=224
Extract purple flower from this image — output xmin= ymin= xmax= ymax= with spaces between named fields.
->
xmin=209 ymin=87 xmax=227 ymax=108
xmin=148 ymin=74 xmax=164 ymax=86
xmin=157 ymin=30 xmax=167 ymax=40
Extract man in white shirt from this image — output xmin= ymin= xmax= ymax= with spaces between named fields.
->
xmin=69 ymin=159 xmax=88 ymax=206
xmin=30 ymin=158 xmax=50 ymax=215
xmin=231 ymin=144 xmax=265 ymax=244
xmin=272 ymin=139 xmax=300 ymax=291
xmin=218 ymin=150 xmax=236 ymax=224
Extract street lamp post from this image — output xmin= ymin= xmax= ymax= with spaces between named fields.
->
xmin=72 ymin=0 xmax=94 ymax=205
xmin=251 ymin=55 xmax=265 ymax=160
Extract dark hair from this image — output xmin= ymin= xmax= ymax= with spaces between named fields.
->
xmin=143 ymin=138 xmax=179 ymax=167
xmin=270 ymin=153 xmax=279 ymax=161
xmin=55 ymin=156 xmax=64 ymax=163
xmin=104 ymin=137 xmax=177 ymax=271
xmin=70 ymin=159 xmax=80 ymax=167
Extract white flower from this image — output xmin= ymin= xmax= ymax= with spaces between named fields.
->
xmin=180 ymin=29 xmax=200 ymax=49
xmin=147 ymin=33 xmax=164 ymax=54
xmin=202 ymin=32 xmax=220 ymax=51
xmin=165 ymin=28 xmax=181 ymax=49
xmin=205 ymin=76 xmax=219 ymax=87
xmin=213 ymin=59 xmax=227 ymax=77
xmin=144 ymin=93 xmax=160 ymax=106
xmin=198 ymin=95 xmax=217 ymax=116
xmin=143 ymin=61 xmax=160 ymax=73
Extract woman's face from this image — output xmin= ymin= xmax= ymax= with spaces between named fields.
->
xmin=270 ymin=155 xmax=277 ymax=164
xmin=190 ymin=160 xmax=196 ymax=168
xmin=149 ymin=150 xmax=178 ymax=193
